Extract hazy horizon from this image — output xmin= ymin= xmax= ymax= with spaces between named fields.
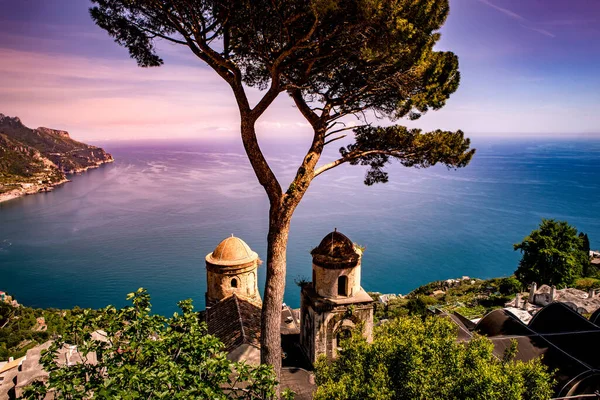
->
xmin=0 ymin=0 xmax=599 ymax=141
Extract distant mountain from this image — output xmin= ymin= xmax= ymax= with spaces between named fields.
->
xmin=0 ymin=113 xmax=113 ymax=202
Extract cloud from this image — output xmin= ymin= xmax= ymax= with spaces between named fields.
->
xmin=477 ymin=0 xmax=525 ymax=21
xmin=0 ymin=47 xmax=314 ymax=140
xmin=520 ymin=25 xmax=556 ymax=38
xmin=477 ymin=0 xmax=555 ymax=38
xmin=0 ymin=47 xmax=241 ymax=139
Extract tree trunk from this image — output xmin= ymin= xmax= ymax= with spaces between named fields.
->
xmin=260 ymin=206 xmax=291 ymax=390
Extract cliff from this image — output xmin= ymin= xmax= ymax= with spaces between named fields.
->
xmin=0 ymin=113 xmax=114 ymax=202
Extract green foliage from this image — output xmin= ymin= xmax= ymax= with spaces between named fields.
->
xmin=0 ymin=133 xmax=49 ymax=184
xmin=89 ymin=0 xmax=474 ymax=186
xmin=574 ymin=277 xmax=600 ymax=292
xmin=371 ymin=296 xmax=410 ymax=323
xmin=0 ymin=301 xmax=93 ymax=360
xmin=499 ymin=276 xmax=523 ymax=296
xmin=314 ymin=316 xmax=555 ymax=400
xmin=1 ymin=116 xmax=111 ymax=188
xmin=341 ymin=126 xmax=474 ymax=185
xmin=227 ymin=0 xmax=460 ymax=116
xmin=579 ymin=232 xmax=594 ymax=276
xmin=22 ymin=289 xmax=278 ymax=400
xmin=514 ymin=219 xmax=589 ymax=288
xmin=373 ymin=276 xmax=521 ymax=322
xmin=406 ymin=295 xmax=436 ymax=317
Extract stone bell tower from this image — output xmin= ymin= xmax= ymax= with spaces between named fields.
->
xmin=300 ymin=230 xmax=374 ymax=363
xmin=205 ymin=235 xmax=261 ymax=307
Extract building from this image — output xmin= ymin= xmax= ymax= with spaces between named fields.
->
xmin=443 ymin=302 xmax=600 ymax=397
xmin=524 ymin=282 xmax=600 ymax=314
xmin=205 ymin=235 xmax=261 ymax=307
xmin=204 ymin=236 xmax=263 ymax=364
xmin=299 ymin=230 xmax=374 ymax=364
xmin=0 ymin=341 xmax=96 ymax=399
xmin=2 ymin=231 xmax=370 ymax=399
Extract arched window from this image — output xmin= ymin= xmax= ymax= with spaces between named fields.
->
xmin=338 ymin=275 xmax=348 ymax=296
xmin=231 ymin=277 xmax=238 ymax=288
xmin=336 ymin=327 xmax=352 ymax=350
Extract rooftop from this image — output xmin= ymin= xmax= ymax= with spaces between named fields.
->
xmin=206 ymin=294 xmax=261 ymax=351
xmin=533 ymin=284 xmax=600 ymax=314
xmin=311 ymin=230 xmax=360 ymax=269
xmin=443 ymin=302 xmax=600 ymax=398
xmin=205 ymin=236 xmax=258 ymax=267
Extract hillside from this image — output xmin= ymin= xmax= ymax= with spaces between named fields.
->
xmin=0 ymin=113 xmax=113 ymax=202
xmin=0 ymin=296 xmax=96 ymax=360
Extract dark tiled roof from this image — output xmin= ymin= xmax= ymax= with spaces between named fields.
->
xmin=474 ymin=309 xmax=534 ymax=337
xmin=444 ymin=303 xmax=600 ymax=397
xmin=589 ymin=307 xmax=600 ymax=326
xmin=544 ymin=331 xmax=600 ymax=370
xmin=206 ymin=295 xmax=261 ymax=353
xmin=529 ymin=302 xmax=600 ymax=334
xmin=311 ymin=230 xmax=359 ymax=269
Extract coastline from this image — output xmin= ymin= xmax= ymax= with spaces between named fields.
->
xmin=0 ymin=159 xmax=114 ymax=204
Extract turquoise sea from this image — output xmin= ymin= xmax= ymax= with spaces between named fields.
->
xmin=1 ymin=137 xmax=599 ymax=316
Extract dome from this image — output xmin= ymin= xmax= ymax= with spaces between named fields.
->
xmin=206 ymin=236 xmax=258 ymax=267
xmin=311 ymin=230 xmax=359 ymax=269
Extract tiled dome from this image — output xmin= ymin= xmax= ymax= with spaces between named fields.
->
xmin=311 ymin=230 xmax=360 ymax=269
xmin=206 ymin=236 xmax=258 ymax=267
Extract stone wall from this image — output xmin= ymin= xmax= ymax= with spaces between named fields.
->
xmin=300 ymin=285 xmax=373 ymax=364
xmin=206 ymin=261 xmax=260 ymax=306
xmin=313 ymin=262 xmax=362 ymax=299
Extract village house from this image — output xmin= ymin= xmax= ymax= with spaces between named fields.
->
xmin=505 ymin=282 xmax=600 ymax=316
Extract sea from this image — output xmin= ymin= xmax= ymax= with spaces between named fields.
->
xmin=1 ymin=137 xmax=599 ymax=316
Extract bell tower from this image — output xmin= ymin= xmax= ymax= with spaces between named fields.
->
xmin=300 ymin=230 xmax=374 ymax=363
xmin=205 ymin=235 xmax=261 ymax=307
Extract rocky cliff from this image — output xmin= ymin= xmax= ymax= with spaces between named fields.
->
xmin=0 ymin=113 xmax=114 ymax=202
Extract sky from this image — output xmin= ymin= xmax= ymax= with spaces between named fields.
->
xmin=0 ymin=0 xmax=599 ymax=141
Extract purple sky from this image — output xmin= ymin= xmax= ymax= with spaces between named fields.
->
xmin=0 ymin=0 xmax=599 ymax=141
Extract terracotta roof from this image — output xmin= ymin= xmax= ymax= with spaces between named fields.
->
xmin=311 ymin=230 xmax=359 ymax=269
xmin=206 ymin=295 xmax=261 ymax=353
xmin=206 ymin=236 xmax=258 ymax=267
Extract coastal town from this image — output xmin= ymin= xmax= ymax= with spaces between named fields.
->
xmin=2 ymin=234 xmax=600 ymax=398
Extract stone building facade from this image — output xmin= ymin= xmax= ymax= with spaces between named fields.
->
xmin=300 ymin=230 xmax=374 ymax=364
xmin=205 ymin=235 xmax=262 ymax=307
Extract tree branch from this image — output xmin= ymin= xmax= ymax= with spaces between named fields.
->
xmin=313 ymin=150 xmax=415 ymax=178
xmin=290 ymin=90 xmax=320 ymax=126
xmin=323 ymin=135 xmax=346 ymax=146
xmin=325 ymin=125 xmax=361 ymax=138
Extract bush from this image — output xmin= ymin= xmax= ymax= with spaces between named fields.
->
xmin=314 ymin=316 xmax=555 ymax=400
xmin=22 ymin=289 xmax=278 ymax=399
xmin=406 ymin=295 xmax=437 ymax=317
xmin=499 ymin=276 xmax=522 ymax=295
xmin=574 ymin=277 xmax=600 ymax=291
